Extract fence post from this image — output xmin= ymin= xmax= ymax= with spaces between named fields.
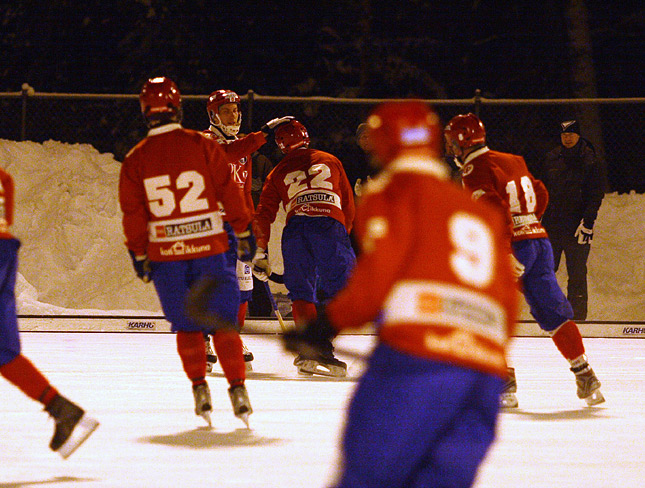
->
xmin=246 ymin=89 xmax=255 ymax=132
xmin=20 ymin=83 xmax=34 ymax=141
xmin=473 ymin=89 xmax=482 ymax=117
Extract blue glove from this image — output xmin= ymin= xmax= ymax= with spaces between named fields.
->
xmin=260 ymin=116 xmax=294 ymax=134
xmin=235 ymin=224 xmax=257 ymax=263
xmin=574 ymin=219 xmax=593 ymax=244
xmin=128 ymin=250 xmax=152 ymax=282
xmin=283 ymin=308 xmax=336 ymax=357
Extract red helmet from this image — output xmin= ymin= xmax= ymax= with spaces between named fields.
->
xmin=207 ymin=89 xmax=242 ymax=136
xmin=274 ymin=119 xmax=310 ymax=154
xmin=444 ymin=113 xmax=486 ymax=151
xmin=366 ymin=101 xmax=442 ymax=164
xmin=139 ymin=77 xmax=181 ymax=117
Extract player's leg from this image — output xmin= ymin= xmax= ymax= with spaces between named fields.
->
xmin=0 ymin=239 xmax=98 ymax=457
xmin=516 ymin=239 xmax=603 ymax=405
xmin=152 ymin=259 xmax=214 ymax=425
xmin=236 ymin=260 xmax=254 ymax=370
xmin=563 ymin=235 xmax=590 ymax=321
xmin=193 ymin=255 xmax=252 ymax=425
xmin=333 ymin=344 xmax=499 ymax=488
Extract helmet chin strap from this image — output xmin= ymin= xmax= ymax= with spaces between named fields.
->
xmin=209 ymin=112 xmax=241 ymax=138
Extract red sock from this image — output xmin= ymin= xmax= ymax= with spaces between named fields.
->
xmin=0 ymin=354 xmax=59 ymax=406
xmin=291 ymin=300 xmax=317 ymax=327
xmin=211 ymin=329 xmax=245 ymax=387
xmin=551 ymin=320 xmax=585 ymax=361
xmin=237 ymin=302 xmax=248 ymax=331
xmin=176 ymin=331 xmax=207 ymax=386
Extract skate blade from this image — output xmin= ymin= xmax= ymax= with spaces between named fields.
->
xmin=57 ymin=415 xmax=99 ymax=459
xmin=297 ymin=360 xmax=347 ymax=378
xmin=500 ymin=392 xmax=519 ymax=408
xmin=237 ymin=412 xmax=251 ymax=428
xmin=584 ymin=389 xmax=605 ymax=406
xmin=199 ymin=411 xmax=212 ymax=428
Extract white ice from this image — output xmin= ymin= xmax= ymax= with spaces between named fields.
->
xmin=1 ymin=332 xmax=643 ymax=488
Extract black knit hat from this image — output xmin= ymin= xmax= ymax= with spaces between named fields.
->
xmin=560 ymin=120 xmax=580 ymax=134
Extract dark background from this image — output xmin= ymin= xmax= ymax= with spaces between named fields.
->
xmin=1 ymin=1 xmax=643 ymax=98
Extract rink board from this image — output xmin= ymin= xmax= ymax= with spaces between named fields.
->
xmin=17 ymin=316 xmax=645 ymax=338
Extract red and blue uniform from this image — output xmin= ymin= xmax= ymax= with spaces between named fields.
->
xmin=254 ymin=148 xmax=355 ymax=305
xmin=460 ymin=147 xmax=574 ymax=331
xmin=119 ymin=123 xmax=261 ymax=331
xmin=324 ymin=155 xmax=517 ymax=488
xmin=204 ymin=128 xmax=265 ymax=303
xmin=0 ymin=167 xmax=21 ymax=365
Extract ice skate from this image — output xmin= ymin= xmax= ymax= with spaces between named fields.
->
xmin=205 ymin=336 xmax=217 ymax=374
xmin=228 ymin=384 xmax=253 ymax=428
xmin=45 ymin=394 xmax=99 ymax=459
xmin=242 ymin=341 xmax=254 ymax=372
xmin=296 ymin=354 xmax=347 ymax=378
xmin=573 ymin=366 xmax=605 ymax=406
xmin=500 ymin=367 xmax=518 ymax=408
xmin=192 ymin=383 xmax=213 ymax=427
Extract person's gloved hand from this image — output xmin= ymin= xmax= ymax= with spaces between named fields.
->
xmin=128 ymin=250 xmax=152 ymax=282
xmin=574 ymin=219 xmax=593 ymax=244
xmin=509 ymin=253 xmax=525 ymax=279
xmin=235 ymin=224 xmax=257 ymax=262
xmin=251 ymin=248 xmax=270 ymax=281
xmin=283 ymin=308 xmax=336 ymax=358
xmin=260 ymin=116 xmax=295 ymax=134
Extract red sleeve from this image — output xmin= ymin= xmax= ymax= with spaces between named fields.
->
xmin=244 ymin=156 xmax=255 ymax=211
xmin=327 ymin=190 xmax=413 ymax=330
xmin=118 ymin=154 xmax=151 ymax=256
xmin=533 ymin=176 xmax=549 ymax=219
xmin=221 ymin=132 xmax=266 ymax=163
xmin=253 ymin=173 xmax=282 ymax=249
xmin=0 ymin=169 xmax=14 ymax=226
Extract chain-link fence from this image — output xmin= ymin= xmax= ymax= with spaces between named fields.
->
xmin=1 ymin=89 xmax=643 ymax=192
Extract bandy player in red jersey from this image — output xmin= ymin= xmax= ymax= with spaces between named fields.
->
xmin=201 ymin=88 xmax=293 ymax=372
xmin=283 ymin=101 xmax=518 ymax=488
xmin=1 ymin=166 xmax=98 ymax=458
xmin=444 ymin=112 xmax=604 ymax=407
xmin=119 ymin=77 xmax=263 ymax=427
xmin=253 ymin=119 xmax=356 ymax=377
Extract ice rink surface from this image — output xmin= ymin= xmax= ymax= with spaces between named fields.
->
xmin=1 ymin=331 xmax=643 ymax=488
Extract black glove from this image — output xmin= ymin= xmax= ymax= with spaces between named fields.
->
xmin=128 ymin=250 xmax=152 ymax=282
xmin=283 ymin=308 xmax=336 ymax=358
xmin=260 ymin=116 xmax=295 ymax=134
xmin=235 ymin=224 xmax=257 ymax=262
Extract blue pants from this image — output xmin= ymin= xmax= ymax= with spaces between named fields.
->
xmin=334 ymin=344 xmax=502 ymax=488
xmin=513 ymin=238 xmax=574 ymax=331
xmin=0 ymin=239 xmax=22 ymax=366
xmin=281 ymin=216 xmax=356 ymax=304
xmin=151 ymin=253 xmax=239 ymax=333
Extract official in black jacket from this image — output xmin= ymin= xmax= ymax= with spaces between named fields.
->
xmin=535 ymin=119 xmax=606 ymax=320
